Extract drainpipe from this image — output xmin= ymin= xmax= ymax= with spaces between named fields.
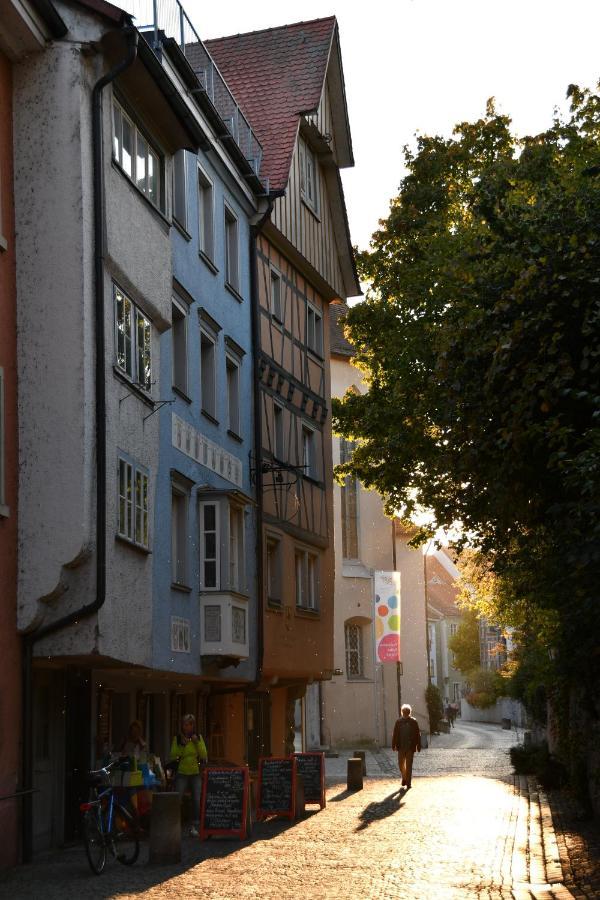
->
xmin=21 ymin=26 xmax=138 ymax=863
xmin=207 ymin=199 xmax=272 ymax=713
xmin=248 ymin=199 xmax=273 ymax=695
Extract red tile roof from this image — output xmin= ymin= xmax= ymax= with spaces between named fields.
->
xmin=426 ymin=555 xmax=461 ymax=618
xmin=203 ymin=17 xmax=336 ymax=191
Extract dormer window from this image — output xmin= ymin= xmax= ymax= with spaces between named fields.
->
xmin=299 ymin=137 xmax=318 ymax=214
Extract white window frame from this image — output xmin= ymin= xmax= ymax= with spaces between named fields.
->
xmin=171 ymin=616 xmax=191 ymax=653
xmin=0 ymin=368 xmax=8 ymax=516
xmin=172 ymin=149 xmax=187 ymax=230
xmin=171 ymin=298 xmax=188 ymax=395
xmin=306 ymin=302 xmax=323 ymax=356
xmin=114 ymin=284 xmax=152 ymax=393
xmin=224 ymin=203 xmax=240 ymax=293
xmin=200 ymin=327 xmax=217 ymax=420
xmin=112 ymin=98 xmax=163 ymax=212
xmin=199 ymin=499 xmax=220 ymax=591
xmin=117 ymin=455 xmax=149 ymax=548
xmin=295 ymin=547 xmax=319 ymax=611
xmin=198 ymin=164 xmax=215 ymax=262
xmin=171 ymin=480 xmax=189 ymax=586
xmin=345 ymin=623 xmax=364 ymax=679
xmin=270 ymin=266 xmax=282 ymax=321
xmin=299 ymin=136 xmax=318 ymax=214
xmin=229 ymin=504 xmax=245 ymax=593
xmin=226 ymin=353 xmax=241 ymax=437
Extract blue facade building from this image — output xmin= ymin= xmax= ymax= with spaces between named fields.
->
xmin=154 ymin=144 xmax=258 ymax=680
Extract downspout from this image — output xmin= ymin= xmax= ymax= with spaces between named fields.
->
xmin=21 ymin=26 xmax=138 ymax=863
xmin=207 ymin=197 xmax=272 ymax=710
xmin=248 ymin=198 xmax=273 ymax=694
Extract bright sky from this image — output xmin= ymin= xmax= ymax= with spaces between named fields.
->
xmin=186 ymin=0 xmax=600 ymax=257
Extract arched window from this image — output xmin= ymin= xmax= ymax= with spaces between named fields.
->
xmin=345 ymin=622 xmax=364 ymax=679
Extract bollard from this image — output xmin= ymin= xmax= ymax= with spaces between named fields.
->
xmin=502 ymin=717 xmax=512 ymax=731
xmin=295 ymin=773 xmax=306 ymax=818
xmin=353 ymin=750 xmax=367 ymax=776
xmin=149 ymin=792 xmax=181 ymax=864
xmin=347 ymin=757 xmax=363 ymax=791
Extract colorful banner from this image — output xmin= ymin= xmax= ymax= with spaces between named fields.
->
xmin=374 ymin=571 xmax=401 ymax=663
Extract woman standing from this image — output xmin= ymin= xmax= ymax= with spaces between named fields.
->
xmin=170 ymin=714 xmax=208 ymax=836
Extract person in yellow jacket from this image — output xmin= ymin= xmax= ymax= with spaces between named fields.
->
xmin=170 ymin=713 xmax=208 ymax=836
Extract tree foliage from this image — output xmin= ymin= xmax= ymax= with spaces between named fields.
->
xmin=334 ymin=86 xmax=600 ymax=687
xmin=448 ymin=608 xmax=481 ymax=675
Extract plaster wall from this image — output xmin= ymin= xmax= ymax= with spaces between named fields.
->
xmin=0 ymin=48 xmax=21 ymax=868
xmin=15 ymin=37 xmax=97 ymax=631
xmin=14 ymin=13 xmax=182 ymax=665
xmin=322 ymin=355 xmax=429 ymax=748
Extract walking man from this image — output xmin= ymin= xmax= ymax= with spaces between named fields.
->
xmin=391 ymin=703 xmax=422 ymax=789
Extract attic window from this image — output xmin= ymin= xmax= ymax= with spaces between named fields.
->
xmin=299 ymin=137 xmax=318 ymax=214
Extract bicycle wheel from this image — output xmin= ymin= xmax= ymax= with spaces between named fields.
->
xmin=82 ymin=808 xmax=107 ymax=875
xmin=112 ymin=804 xmax=140 ymax=865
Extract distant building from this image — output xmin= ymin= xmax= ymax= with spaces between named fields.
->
xmin=319 ymin=304 xmax=429 ymax=750
xmin=426 ymin=551 xmax=470 ymax=705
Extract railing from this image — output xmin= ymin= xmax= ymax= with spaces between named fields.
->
xmin=121 ymin=0 xmax=263 ymax=175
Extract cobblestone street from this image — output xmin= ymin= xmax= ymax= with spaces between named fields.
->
xmin=0 ymin=723 xmax=591 ymax=900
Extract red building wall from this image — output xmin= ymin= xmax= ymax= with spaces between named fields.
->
xmin=0 ymin=48 xmax=21 ymax=868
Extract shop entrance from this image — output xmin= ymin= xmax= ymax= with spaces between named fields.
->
xmin=245 ymin=693 xmax=271 ymax=770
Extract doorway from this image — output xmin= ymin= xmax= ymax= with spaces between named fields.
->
xmin=245 ymin=693 xmax=271 ymax=770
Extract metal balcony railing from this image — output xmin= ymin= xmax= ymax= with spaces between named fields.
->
xmin=121 ymin=0 xmax=263 ymax=176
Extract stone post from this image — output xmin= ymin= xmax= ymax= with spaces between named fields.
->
xmin=149 ymin=792 xmax=182 ymax=864
xmin=353 ymin=750 xmax=367 ymax=775
xmin=347 ymin=757 xmax=363 ymax=791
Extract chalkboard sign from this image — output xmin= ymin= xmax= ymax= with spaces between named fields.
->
xmin=294 ymin=752 xmax=326 ymax=808
xmin=256 ymin=756 xmax=296 ymax=820
xmin=200 ymin=767 xmax=249 ymax=840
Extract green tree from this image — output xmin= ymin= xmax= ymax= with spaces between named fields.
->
xmin=448 ymin=608 xmax=481 ymax=675
xmin=334 ymin=86 xmax=600 ymax=692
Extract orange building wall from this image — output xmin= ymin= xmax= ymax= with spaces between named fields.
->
xmin=0 ymin=48 xmax=21 ymax=868
xmin=269 ymin=688 xmax=288 ymax=758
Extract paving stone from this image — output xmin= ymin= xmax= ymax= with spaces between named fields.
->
xmin=0 ymin=723 xmax=591 ymax=900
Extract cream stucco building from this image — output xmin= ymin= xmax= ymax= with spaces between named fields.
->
xmin=319 ymin=305 xmax=429 ymax=749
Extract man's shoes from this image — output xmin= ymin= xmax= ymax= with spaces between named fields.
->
xmin=405 ymin=783 xmax=411 ymax=790
xmin=401 ymin=780 xmax=406 ymax=786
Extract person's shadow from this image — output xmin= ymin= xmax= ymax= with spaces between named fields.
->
xmin=355 ymin=787 xmax=405 ymax=831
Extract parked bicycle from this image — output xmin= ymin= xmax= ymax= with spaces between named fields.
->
xmin=80 ymin=759 xmax=140 ymax=875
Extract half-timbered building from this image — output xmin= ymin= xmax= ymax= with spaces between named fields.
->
xmin=206 ymin=18 xmax=361 ymax=759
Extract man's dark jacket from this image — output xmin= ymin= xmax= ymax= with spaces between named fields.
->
xmin=392 ymin=716 xmax=422 ymax=753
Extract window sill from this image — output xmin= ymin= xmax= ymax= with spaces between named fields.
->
xmin=201 ymin=409 xmax=219 ymax=426
xmin=302 ymin=473 xmax=325 ymax=489
xmin=199 ymin=250 xmax=218 ymax=275
xmin=0 ymin=235 xmax=7 ymax=252
xmin=171 ymin=581 xmax=192 ymax=593
xmin=113 ymin=367 xmax=154 ymax=409
xmin=225 ymin=282 xmax=244 ymax=303
xmin=227 ymin=429 xmax=243 ymax=444
xmin=173 ymin=385 xmax=192 ymax=404
xmin=0 ymin=503 xmax=10 ymax=518
xmin=307 ymin=347 xmax=325 ymax=364
xmin=115 ymin=533 xmax=152 ymax=555
xmin=111 ymin=159 xmax=170 ymax=231
xmin=173 ymin=218 xmax=192 ymax=241
xmin=295 ymin=606 xmax=320 ymax=619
